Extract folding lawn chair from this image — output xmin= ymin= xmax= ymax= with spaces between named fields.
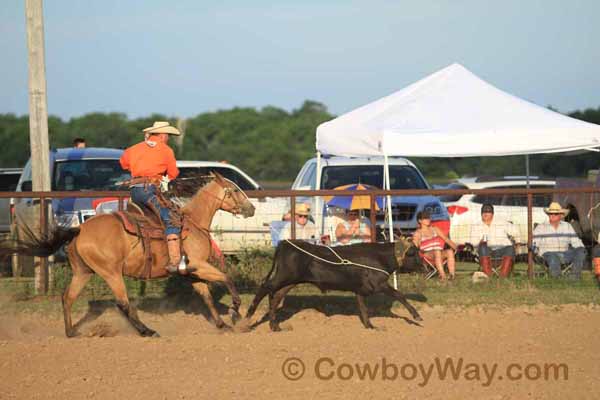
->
xmin=419 ymin=250 xmax=448 ymax=280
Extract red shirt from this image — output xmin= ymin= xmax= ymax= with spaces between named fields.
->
xmin=120 ymin=141 xmax=179 ymax=180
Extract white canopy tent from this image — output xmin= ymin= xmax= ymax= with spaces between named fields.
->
xmin=314 ymin=63 xmax=600 ymax=286
xmin=316 ymin=63 xmax=600 ymax=157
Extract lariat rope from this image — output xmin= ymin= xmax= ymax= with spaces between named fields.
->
xmin=283 ymin=239 xmax=390 ymax=276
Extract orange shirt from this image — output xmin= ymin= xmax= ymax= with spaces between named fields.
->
xmin=120 ymin=141 xmax=179 ymax=180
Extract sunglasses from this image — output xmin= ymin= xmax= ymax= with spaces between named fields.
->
xmin=297 ymin=215 xmax=308 ymax=219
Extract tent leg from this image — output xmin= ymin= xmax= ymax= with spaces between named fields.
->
xmin=316 ymin=151 xmax=323 ymax=235
xmin=384 ymin=155 xmax=397 ymax=289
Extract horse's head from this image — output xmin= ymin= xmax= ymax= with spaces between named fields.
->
xmin=209 ymin=172 xmax=255 ymax=218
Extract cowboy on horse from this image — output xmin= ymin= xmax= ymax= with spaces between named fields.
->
xmin=119 ymin=121 xmax=194 ymax=275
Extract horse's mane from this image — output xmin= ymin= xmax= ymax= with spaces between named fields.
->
xmin=167 ymin=173 xmax=214 ymax=198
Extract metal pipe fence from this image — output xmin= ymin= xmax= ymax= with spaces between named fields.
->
xmin=2 ymin=186 xmax=600 ymax=293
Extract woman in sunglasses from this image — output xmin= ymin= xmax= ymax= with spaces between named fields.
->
xmin=335 ymin=209 xmax=372 ymax=245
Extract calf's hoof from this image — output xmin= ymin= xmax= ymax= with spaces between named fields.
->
xmin=269 ymin=322 xmax=282 ymax=332
xmin=65 ymin=329 xmax=80 ymax=338
xmin=141 ymin=329 xmax=159 ymax=338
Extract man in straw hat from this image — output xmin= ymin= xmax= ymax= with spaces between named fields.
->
xmin=533 ymin=202 xmax=586 ymax=279
xmin=280 ymin=203 xmax=318 ymax=241
xmin=120 ymin=121 xmax=195 ymax=275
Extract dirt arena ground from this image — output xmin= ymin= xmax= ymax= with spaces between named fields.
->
xmin=1 ymin=300 xmax=599 ymax=400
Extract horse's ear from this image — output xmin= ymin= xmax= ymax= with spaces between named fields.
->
xmin=212 ymin=171 xmax=225 ymax=183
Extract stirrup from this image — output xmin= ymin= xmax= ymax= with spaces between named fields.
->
xmin=165 ymin=256 xmax=197 ymax=275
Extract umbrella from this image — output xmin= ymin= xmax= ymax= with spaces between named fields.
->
xmin=324 ymin=183 xmax=384 ymax=210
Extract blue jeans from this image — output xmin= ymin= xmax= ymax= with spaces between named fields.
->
xmin=478 ymin=244 xmax=514 ymax=259
xmin=542 ymin=247 xmax=586 ymax=279
xmin=130 ymin=185 xmax=180 ymax=235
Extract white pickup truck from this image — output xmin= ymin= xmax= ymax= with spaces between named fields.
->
xmin=176 ymin=161 xmax=288 ymax=253
xmin=291 ymin=156 xmax=449 ymax=240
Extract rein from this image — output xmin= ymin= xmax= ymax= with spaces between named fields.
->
xmin=284 ymin=240 xmax=391 ymax=276
xmin=192 ymin=181 xmax=247 ymax=215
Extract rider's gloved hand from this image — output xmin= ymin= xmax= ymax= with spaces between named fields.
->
xmin=160 ymin=175 xmax=170 ymax=192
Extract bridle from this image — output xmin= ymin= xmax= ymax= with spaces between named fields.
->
xmin=202 ymin=178 xmax=249 ymax=216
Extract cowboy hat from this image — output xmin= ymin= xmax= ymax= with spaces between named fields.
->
xmin=142 ymin=121 xmax=181 ymax=136
xmin=295 ymin=203 xmax=311 ymax=216
xmin=544 ymin=202 xmax=568 ymax=215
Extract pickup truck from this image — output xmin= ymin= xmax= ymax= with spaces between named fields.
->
xmin=291 ymin=156 xmax=449 ymax=240
xmin=0 ymin=168 xmax=22 ymax=234
xmin=92 ymin=160 xmax=288 ymax=253
xmin=174 ymin=161 xmax=287 ymax=253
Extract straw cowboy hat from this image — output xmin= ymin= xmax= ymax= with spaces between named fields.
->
xmin=142 ymin=121 xmax=181 ymax=136
xmin=295 ymin=203 xmax=311 ymax=216
xmin=544 ymin=202 xmax=568 ymax=215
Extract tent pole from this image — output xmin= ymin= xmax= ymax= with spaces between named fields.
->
xmin=316 ymin=151 xmax=323 ymax=235
xmin=525 ymin=154 xmax=530 ymax=189
xmin=526 ymin=154 xmax=533 ymax=279
xmin=384 ymin=155 xmax=397 ymax=288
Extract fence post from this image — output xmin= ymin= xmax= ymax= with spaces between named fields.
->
xmin=35 ymin=194 xmax=49 ymax=295
xmin=370 ymin=194 xmax=376 ymax=242
xmin=527 ymin=193 xmax=533 ymax=279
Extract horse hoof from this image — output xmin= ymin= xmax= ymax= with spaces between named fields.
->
xmin=142 ymin=330 xmax=160 ymax=338
xmin=414 ymin=315 xmax=423 ymax=322
xmin=270 ymin=323 xmax=282 ymax=332
xmin=217 ymin=322 xmax=233 ymax=331
xmin=229 ymin=309 xmax=242 ymax=325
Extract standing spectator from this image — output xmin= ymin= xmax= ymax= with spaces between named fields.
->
xmin=280 ymin=203 xmax=318 ymax=242
xmin=73 ymin=137 xmax=86 ymax=148
xmin=467 ymin=203 xmax=519 ymax=277
xmin=533 ymin=202 xmax=586 ymax=279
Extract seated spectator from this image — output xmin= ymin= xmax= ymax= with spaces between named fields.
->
xmin=335 ymin=209 xmax=371 ymax=245
xmin=592 ymin=239 xmax=600 ymax=284
xmin=467 ymin=203 xmax=519 ymax=278
xmin=280 ymin=203 xmax=318 ymax=242
xmin=533 ymin=202 xmax=586 ymax=279
xmin=413 ymin=210 xmax=457 ymax=280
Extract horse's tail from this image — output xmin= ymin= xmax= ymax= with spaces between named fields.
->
xmin=260 ymin=241 xmax=286 ymax=284
xmin=0 ymin=222 xmax=80 ymax=259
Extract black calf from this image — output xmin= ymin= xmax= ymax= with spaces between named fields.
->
xmin=245 ymin=238 xmax=425 ymax=330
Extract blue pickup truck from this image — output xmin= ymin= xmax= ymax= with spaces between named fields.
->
xmin=10 ymin=147 xmax=129 ymax=275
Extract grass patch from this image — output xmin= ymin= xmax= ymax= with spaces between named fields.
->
xmin=0 ymin=258 xmax=598 ymax=317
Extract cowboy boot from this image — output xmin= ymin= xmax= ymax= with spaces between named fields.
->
xmin=499 ymin=256 xmax=513 ymax=278
xmin=479 ymin=256 xmax=493 ymax=277
xmin=165 ymin=234 xmax=196 ymax=275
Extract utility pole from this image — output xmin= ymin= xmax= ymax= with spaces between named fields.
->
xmin=25 ymin=0 xmax=51 ymax=294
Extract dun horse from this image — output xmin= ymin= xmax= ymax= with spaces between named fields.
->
xmin=2 ymin=173 xmax=255 ymax=337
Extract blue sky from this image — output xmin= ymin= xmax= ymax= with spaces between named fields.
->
xmin=1 ymin=0 xmax=599 ymax=119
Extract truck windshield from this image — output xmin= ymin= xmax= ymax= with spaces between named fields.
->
xmin=178 ymin=167 xmax=256 ymax=191
xmin=321 ymin=165 xmax=428 ymax=190
xmin=53 ymin=160 xmax=130 ymax=191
